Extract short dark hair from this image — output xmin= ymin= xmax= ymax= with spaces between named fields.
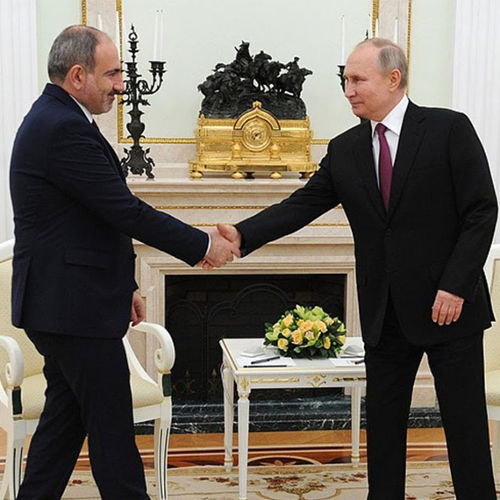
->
xmin=48 ymin=25 xmax=106 ymax=83
xmin=356 ymin=38 xmax=408 ymax=89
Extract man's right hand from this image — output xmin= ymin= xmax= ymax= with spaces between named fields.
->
xmin=217 ymin=223 xmax=242 ymax=248
xmin=201 ymin=226 xmax=241 ymax=269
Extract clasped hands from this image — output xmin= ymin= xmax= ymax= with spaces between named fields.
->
xmin=198 ymin=224 xmax=242 ymax=270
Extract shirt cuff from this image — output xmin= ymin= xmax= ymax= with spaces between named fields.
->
xmin=203 ymin=233 xmax=211 ymax=258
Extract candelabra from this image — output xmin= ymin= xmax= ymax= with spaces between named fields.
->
xmin=120 ymin=25 xmax=166 ymax=179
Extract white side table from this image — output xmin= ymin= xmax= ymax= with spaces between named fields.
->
xmin=220 ymin=337 xmax=366 ymax=500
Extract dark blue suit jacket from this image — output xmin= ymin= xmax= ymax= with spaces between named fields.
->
xmin=10 ymin=84 xmax=208 ymax=338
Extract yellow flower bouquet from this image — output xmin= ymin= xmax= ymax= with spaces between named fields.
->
xmin=264 ymin=305 xmax=346 ymax=358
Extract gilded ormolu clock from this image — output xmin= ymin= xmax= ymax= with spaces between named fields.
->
xmin=189 ymin=101 xmax=316 ymax=180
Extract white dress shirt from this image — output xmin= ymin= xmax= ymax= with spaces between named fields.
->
xmin=371 ymin=95 xmax=409 ymax=186
xmin=70 ymin=95 xmax=93 ymax=123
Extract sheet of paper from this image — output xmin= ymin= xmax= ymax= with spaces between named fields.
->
xmin=329 ymin=358 xmax=364 ymax=367
xmin=236 ymin=356 xmax=296 ymax=368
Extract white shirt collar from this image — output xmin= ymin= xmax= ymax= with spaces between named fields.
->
xmin=371 ymin=94 xmax=409 ymax=137
xmin=70 ymin=95 xmax=93 ymax=123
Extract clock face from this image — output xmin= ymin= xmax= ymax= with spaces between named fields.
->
xmin=242 ymin=118 xmax=271 ymax=152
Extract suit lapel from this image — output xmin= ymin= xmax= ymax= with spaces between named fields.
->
xmin=387 ymin=102 xmax=426 ymax=220
xmin=353 ymin=121 xmax=387 ymax=221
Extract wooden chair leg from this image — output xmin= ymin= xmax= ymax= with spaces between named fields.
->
xmin=491 ymin=420 xmax=500 ymax=474
xmin=154 ymin=399 xmax=172 ymax=500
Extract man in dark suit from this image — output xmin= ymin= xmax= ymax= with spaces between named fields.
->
xmin=217 ymin=38 xmax=498 ymax=499
xmin=10 ymin=26 xmax=239 ymax=500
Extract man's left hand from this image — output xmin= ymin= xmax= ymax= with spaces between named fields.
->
xmin=131 ymin=291 xmax=146 ymax=326
xmin=432 ymin=290 xmax=464 ymax=326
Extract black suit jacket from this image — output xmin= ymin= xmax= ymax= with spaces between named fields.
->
xmin=10 ymin=84 xmax=208 ymax=338
xmin=236 ymin=102 xmax=498 ymax=346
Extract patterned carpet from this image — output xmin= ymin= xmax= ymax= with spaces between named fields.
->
xmin=61 ymin=461 xmax=500 ymax=500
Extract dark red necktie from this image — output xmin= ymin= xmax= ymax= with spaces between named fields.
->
xmin=376 ymin=123 xmax=392 ymax=212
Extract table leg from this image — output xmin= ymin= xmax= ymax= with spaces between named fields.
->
xmin=351 ymin=385 xmax=361 ymax=467
xmin=222 ymin=362 xmax=234 ymax=472
xmin=237 ymin=392 xmax=250 ymax=500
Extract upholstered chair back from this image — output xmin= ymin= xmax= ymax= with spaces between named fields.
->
xmin=485 ymin=259 xmax=500 ymax=373
xmin=0 ymin=254 xmax=44 ymax=386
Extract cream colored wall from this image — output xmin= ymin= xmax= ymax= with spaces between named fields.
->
xmin=408 ymin=0 xmax=456 ymax=108
xmin=36 ymin=0 xmax=81 ymax=91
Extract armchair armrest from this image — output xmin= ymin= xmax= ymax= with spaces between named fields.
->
xmin=129 ymin=322 xmax=175 ymax=374
xmin=0 ymin=336 xmax=24 ymax=388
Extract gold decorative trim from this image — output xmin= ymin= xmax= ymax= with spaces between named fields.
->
xmin=240 ymin=378 xmax=249 ymax=391
xmin=372 ymin=0 xmax=379 ymax=35
xmin=191 ymin=223 xmax=350 ymax=228
xmin=81 ymin=0 xmax=87 ymax=25
xmin=154 ymin=205 xmax=345 ymax=211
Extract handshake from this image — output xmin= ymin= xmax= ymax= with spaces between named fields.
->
xmin=198 ymin=223 xmax=242 ymax=270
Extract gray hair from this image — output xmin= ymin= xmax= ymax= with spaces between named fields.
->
xmin=48 ymin=25 xmax=107 ymax=83
xmin=356 ymin=38 xmax=408 ymax=89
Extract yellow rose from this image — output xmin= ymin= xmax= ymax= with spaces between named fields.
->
xmin=323 ymin=337 xmax=331 ymax=350
xmin=278 ymin=338 xmax=289 ymax=350
xmin=325 ymin=317 xmax=334 ymax=326
xmin=337 ymin=335 xmax=346 ymax=345
xmin=300 ymin=320 xmax=313 ymax=332
xmin=297 ymin=319 xmax=304 ymax=327
xmin=314 ymin=320 xmax=327 ymax=333
xmin=282 ymin=314 xmax=293 ymax=327
xmin=292 ymin=331 xmax=304 ymax=345
xmin=305 ymin=331 xmax=316 ymax=342
xmin=282 ymin=328 xmax=291 ymax=337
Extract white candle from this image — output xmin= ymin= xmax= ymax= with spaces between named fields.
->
xmin=375 ymin=18 xmax=379 ymax=38
xmin=340 ymin=15 xmax=345 ymax=65
xmin=115 ymin=11 xmax=121 ymax=59
xmin=97 ymin=13 xmax=103 ymax=31
xmin=153 ymin=10 xmax=159 ymax=61
xmin=393 ymin=17 xmax=398 ymax=43
xmin=367 ymin=13 xmax=371 ymax=39
xmin=159 ymin=10 xmax=164 ymax=61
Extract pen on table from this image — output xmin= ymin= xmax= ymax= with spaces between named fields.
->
xmin=250 ymin=355 xmax=280 ymax=365
xmin=354 ymin=359 xmax=365 ymax=364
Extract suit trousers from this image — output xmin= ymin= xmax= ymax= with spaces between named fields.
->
xmin=16 ymin=331 xmax=150 ymax=500
xmin=364 ymin=297 xmax=497 ymax=500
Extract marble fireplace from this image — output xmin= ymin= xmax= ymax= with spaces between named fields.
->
xmin=123 ymin=164 xmax=439 ymax=432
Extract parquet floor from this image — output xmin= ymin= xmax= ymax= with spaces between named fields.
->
xmin=0 ymin=427 xmax=450 ymax=471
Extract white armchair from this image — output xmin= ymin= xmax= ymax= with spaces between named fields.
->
xmin=0 ymin=239 xmax=174 ymax=500
xmin=484 ymin=244 xmax=500 ymax=473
